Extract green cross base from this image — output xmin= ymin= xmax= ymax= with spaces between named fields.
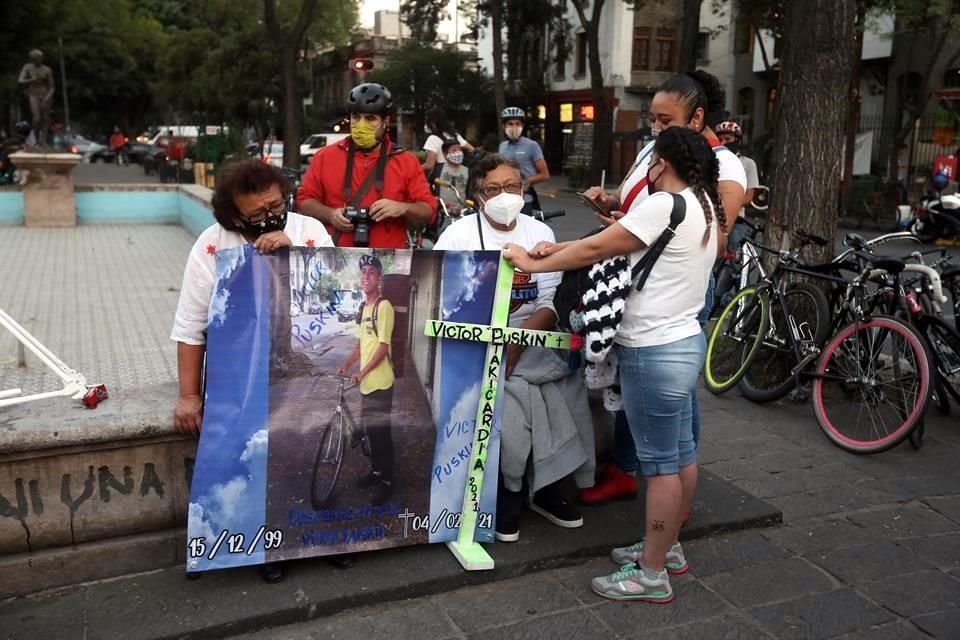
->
xmin=424 ymin=258 xmax=579 ymax=571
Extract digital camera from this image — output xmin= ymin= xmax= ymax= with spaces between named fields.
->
xmin=344 ymin=206 xmax=372 ymax=246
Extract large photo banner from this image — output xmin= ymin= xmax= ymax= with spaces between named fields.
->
xmin=186 ymin=246 xmax=506 ymax=572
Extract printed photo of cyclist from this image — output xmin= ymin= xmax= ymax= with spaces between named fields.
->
xmin=260 ymin=247 xmax=438 ymax=562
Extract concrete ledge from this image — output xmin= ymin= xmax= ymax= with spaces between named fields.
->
xmin=0 ymin=383 xmax=182 ymax=455
xmin=0 ymin=469 xmax=781 ymax=639
xmin=0 ymin=382 xmax=195 ymax=585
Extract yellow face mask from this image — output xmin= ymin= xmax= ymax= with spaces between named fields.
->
xmin=351 ymin=119 xmax=380 ymax=149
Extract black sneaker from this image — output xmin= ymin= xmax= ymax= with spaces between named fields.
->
xmin=495 ymin=510 xmax=520 ymax=542
xmin=326 ymin=553 xmax=356 ymax=569
xmin=258 ymin=561 xmax=286 ymax=583
xmin=530 ymin=487 xmax=584 ymax=528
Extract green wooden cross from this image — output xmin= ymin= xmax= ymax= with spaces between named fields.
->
xmin=424 ymin=258 xmax=580 ymax=571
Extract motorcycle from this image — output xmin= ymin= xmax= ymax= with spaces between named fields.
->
xmin=910 ymin=174 xmax=960 ymax=242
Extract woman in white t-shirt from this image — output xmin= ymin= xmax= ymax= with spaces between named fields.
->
xmin=504 ymin=128 xmax=725 ymax=605
xmin=435 ymin=154 xmax=593 ymax=546
xmin=171 ymin=160 xmax=333 ymax=435
xmin=420 ymin=107 xmax=474 ymax=176
xmin=577 ymin=70 xmax=747 ymax=509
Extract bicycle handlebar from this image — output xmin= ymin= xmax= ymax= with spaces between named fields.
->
xmin=903 ymin=264 xmax=949 ymax=304
xmin=541 ymin=210 xmax=566 ymax=221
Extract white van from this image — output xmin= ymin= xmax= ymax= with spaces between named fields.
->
xmin=300 ymin=133 xmax=350 ymax=164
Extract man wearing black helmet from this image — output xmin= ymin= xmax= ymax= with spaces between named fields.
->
xmin=297 ymin=83 xmax=437 ymax=248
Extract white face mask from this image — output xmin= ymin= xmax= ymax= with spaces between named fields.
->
xmin=424 ymin=124 xmax=432 ymax=134
xmin=446 ymin=151 xmax=463 ymax=164
xmin=505 ymin=126 xmax=522 ymax=140
xmin=482 ymin=192 xmax=524 ymax=227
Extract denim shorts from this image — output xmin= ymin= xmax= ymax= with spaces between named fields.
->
xmin=616 ymin=333 xmax=706 ymax=477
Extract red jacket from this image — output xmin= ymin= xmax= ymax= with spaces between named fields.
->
xmin=296 ymin=137 xmax=437 ymax=248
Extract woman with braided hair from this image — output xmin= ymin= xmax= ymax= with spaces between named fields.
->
xmin=504 ymin=127 xmax=722 ymax=604
xmin=577 ymin=70 xmax=745 ymax=507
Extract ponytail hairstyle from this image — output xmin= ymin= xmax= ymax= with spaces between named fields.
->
xmin=656 ymin=69 xmax=727 ymax=130
xmin=652 ymin=127 xmax=727 ymax=243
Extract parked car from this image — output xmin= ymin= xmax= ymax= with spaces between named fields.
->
xmin=142 ymin=147 xmax=167 ymax=175
xmin=125 ymin=140 xmax=157 ymax=164
xmin=300 ymin=133 xmax=348 ymax=164
xmin=262 ymin=141 xmax=284 ymax=167
xmin=61 ymin=134 xmax=104 ymax=158
xmin=334 ymin=289 xmax=362 ymax=322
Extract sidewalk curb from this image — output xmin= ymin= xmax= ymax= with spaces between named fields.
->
xmin=0 ymin=470 xmax=780 ymax=640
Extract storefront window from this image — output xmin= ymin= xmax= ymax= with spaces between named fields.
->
xmin=560 ymin=103 xmax=574 ymax=123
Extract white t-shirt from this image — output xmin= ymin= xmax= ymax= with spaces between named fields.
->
xmin=434 ymin=214 xmax=561 ymax=328
xmin=738 ymin=155 xmax=760 ymax=218
xmin=170 ymin=213 xmax=333 ymax=345
xmin=423 ymin=133 xmax=468 ymax=164
xmin=618 ymin=139 xmax=747 ymax=210
xmin=616 ymin=189 xmax=717 ymax=348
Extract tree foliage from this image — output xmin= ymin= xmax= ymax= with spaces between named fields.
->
xmin=0 ymin=0 xmax=355 ymax=148
xmin=368 ymin=42 xmax=494 ymax=136
xmin=400 ymin=0 xmax=450 ymax=43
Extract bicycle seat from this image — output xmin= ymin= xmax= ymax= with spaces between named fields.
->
xmin=844 ymin=233 xmax=868 ymax=250
xmin=869 ymin=257 xmax=906 ymax=274
xmin=796 ymin=230 xmax=829 ymax=247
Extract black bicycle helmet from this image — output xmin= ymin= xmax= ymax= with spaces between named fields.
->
xmin=347 ymin=83 xmax=393 ymax=114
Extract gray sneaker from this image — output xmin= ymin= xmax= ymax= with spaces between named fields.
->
xmin=610 ymin=541 xmax=688 ymax=574
xmin=591 ymin=563 xmax=673 ymax=603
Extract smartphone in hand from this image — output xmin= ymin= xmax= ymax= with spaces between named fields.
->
xmin=576 ymin=191 xmax=614 ymax=218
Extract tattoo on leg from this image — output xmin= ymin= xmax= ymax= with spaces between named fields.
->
xmin=653 ymin=520 xmax=665 ymax=531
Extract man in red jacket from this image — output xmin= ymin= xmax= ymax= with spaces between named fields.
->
xmin=296 ymin=83 xmax=436 ymax=248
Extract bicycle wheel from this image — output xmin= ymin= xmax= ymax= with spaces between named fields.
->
xmin=812 ymin=315 xmax=932 ymax=454
xmin=311 ymin=411 xmax=345 ymax=508
xmin=917 ymin=315 xmax=960 ymax=406
xmin=704 ymin=286 xmax=770 ymax=395
xmin=740 ymin=282 xmax=831 ymax=403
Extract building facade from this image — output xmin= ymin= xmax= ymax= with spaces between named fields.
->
xmin=477 ymin=0 xmax=688 ymax=179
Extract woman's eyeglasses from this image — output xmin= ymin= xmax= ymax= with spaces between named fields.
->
xmin=244 ymin=202 xmax=287 ymax=223
xmin=480 ymin=182 xmax=523 ymax=199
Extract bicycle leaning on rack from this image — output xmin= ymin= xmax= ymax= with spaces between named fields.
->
xmin=705 ymin=234 xmax=939 ymax=454
xmin=311 ymin=374 xmax=370 ymax=508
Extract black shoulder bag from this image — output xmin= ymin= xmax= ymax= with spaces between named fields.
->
xmin=630 ymin=193 xmax=687 ymax=291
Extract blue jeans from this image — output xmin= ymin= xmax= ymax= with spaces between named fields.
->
xmin=612 ymin=276 xmax=714 ymax=470
xmin=616 ymin=333 xmax=706 ymax=477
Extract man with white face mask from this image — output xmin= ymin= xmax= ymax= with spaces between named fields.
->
xmin=435 ymin=155 xmax=594 ymax=545
xmin=498 ymin=107 xmax=550 ymax=216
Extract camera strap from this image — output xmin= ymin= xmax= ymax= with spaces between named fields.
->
xmin=336 ymin=140 xmax=391 ymax=245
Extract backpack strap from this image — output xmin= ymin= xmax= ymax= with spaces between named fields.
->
xmin=630 ymin=193 xmax=687 ymax=291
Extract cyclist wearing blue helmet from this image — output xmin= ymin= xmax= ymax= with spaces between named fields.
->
xmin=498 ymin=107 xmax=550 ymax=215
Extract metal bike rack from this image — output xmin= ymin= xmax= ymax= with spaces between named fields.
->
xmin=0 ymin=307 xmax=92 ymax=408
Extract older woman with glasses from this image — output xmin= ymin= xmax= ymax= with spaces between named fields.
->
xmin=434 ymin=154 xmax=595 ymax=545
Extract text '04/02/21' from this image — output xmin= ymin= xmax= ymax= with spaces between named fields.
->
xmin=396 ymin=507 xmax=493 ymax=538
xmin=188 ymin=526 xmax=284 ymax=560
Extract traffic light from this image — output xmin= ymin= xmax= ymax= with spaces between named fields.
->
xmin=350 ymin=58 xmax=374 ymax=72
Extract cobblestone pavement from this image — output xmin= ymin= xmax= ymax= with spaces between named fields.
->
xmin=0 ymin=225 xmax=191 ymax=396
xmin=230 ymin=393 xmax=960 ymax=640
